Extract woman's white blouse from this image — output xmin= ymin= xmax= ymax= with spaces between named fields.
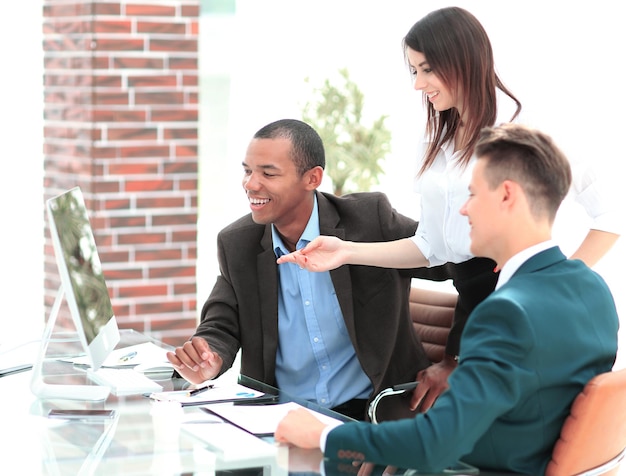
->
xmin=410 ymin=134 xmax=622 ymax=267
xmin=410 ymin=139 xmax=475 ymax=266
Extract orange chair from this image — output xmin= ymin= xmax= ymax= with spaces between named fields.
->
xmin=382 ymin=288 xmax=626 ymax=476
xmin=545 ymin=368 xmax=626 ymax=476
xmin=409 ymin=286 xmax=457 ymax=363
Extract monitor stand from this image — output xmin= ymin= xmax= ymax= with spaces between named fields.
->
xmin=30 ymin=285 xmax=110 ymax=401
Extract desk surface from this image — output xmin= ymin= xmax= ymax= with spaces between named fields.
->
xmin=0 ymin=330 xmax=350 ymax=475
xmin=1 ymin=330 xmax=479 ymax=476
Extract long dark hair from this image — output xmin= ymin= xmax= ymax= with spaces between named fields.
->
xmin=403 ymin=7 xmax=521 ymax=175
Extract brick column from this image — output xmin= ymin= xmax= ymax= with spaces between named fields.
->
xmin=43 ymin=0 xmax=200 ymax=345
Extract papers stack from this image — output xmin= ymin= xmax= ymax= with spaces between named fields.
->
xmin=182 ymin=421 xmax=277 ymax=461
xmin=202 ymin=401 xmax=344 ymax=436
xmin=149 ymin=382 xmax=268 ymax=406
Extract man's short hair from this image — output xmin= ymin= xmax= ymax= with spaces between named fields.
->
xmin=475 ymin=123 xmax=572 ymax=221
xmin=254 ymin=119 xmax=325 ymax=176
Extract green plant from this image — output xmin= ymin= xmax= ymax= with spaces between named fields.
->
xmin=301 ymin=68 xmax=391 ymax=196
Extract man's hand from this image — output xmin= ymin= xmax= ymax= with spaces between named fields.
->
xmin=166 ymin=336 xmax=223 ymax=384
xmin=357 ymin=463 xmax=397 ymax=476
xmin=411 ymin=356 xmax=456 ymax=412
xmin=286 ymin=447 xmax=325 ymax=473
xmin=276 ymin=236 xmax=348 ymax=272
xmin=275 ymin=408 xmax=329 ymax=449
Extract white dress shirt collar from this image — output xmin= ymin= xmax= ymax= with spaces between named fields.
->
xmin=495 ymin=240 xmax=557 ymax=290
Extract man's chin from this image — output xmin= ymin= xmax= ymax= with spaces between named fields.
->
xmin=469 ymin=243 xmax=482 ymax=258
xmin=470 ymin=244 xmax=496 ymax=264
xmin=250 ymin=213 xmax=271 ymax=225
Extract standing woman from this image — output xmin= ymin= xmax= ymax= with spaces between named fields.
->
xmin=278 ymin=6 xmax=621 ymax=411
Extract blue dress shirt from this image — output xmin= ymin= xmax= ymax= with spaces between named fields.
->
xmin=272 ymin=196 xmax=371 ymax=408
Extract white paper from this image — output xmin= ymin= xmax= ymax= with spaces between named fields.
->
xmin=182 ymin=421 xmax=277 ymax=461
xmin=0 ymin=339 xmax=38 ymax=373
xmin=63 ymin=342 xmax=170 ymax=368
xmin=149 ymin=382 xmax=265 ymax=405
xmin=202 ymin=401 xmax=343 ymax=435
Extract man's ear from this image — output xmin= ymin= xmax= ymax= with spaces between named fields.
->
xmin=304 ymin=166 xmax=324 ymax=190
xmin=500 ymin=180 xmax=521 ymax=210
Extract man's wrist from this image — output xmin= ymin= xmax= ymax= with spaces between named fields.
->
xmin=320 ymin=421 xmax=343 ymax=452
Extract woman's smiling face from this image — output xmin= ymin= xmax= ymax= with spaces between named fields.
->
xmin=406 ymin=47 xmax=463 ymax=115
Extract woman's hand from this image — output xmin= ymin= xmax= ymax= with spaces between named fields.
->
xmin=276 ymin=236 xmax=349 ymax=272
xmin=411 ymin=356 xmax=455 ymax=412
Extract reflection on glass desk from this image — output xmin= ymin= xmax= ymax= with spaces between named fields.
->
xmin=1 ymin=330 xmax=478 ymax=475
xmin=0 ymin=330 xmax=352 ymax=475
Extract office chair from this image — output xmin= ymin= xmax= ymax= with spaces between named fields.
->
xmin=377 ymin=288 xmax=626 ymax=476
xmin=545 ymin=368 xmax=626 ymax=476
xmin=367 ymin=287 xmax=457 ymax=423
xmin=370 ymin=363 xmax=626 ymax=476
xmin=409 ymin=286 xmax=457 ymax=364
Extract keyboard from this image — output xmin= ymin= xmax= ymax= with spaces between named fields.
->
xmin=87 ymin=368 xmax=163 ymax=396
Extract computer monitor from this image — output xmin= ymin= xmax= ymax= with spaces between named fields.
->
xmin=31 ymin=186 xmax=121 ymax=400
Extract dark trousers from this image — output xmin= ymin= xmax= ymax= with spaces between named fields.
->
xmin=331 ymin=398 xmax=368 ymax=421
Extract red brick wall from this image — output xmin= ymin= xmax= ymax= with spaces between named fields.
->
xmin=43 ymin=0 xmax=200 ymax=345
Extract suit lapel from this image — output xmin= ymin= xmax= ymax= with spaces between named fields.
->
xmin=317 ymin=193 xmax=356 ymax=336
xmin=512 ymin=246 xmax=566 ymax=279
xmin=258 ymin=225 xmax=279 ymax=381
xmin=255 ymin=192 xmax=359 ymax=380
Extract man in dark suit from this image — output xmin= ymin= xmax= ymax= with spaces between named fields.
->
xmin=274 ymin=123 xmax=619 ymax=474
xmin=166 ymin=118 xmax=431 ymax=420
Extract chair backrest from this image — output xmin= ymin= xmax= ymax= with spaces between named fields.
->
xmin=367 ymin=287 xmax=457 ymax=423
xmin=546 ymin=368 xmax=626 ymax=476
xmin=409 ymin=287 xmax=457 ymax=363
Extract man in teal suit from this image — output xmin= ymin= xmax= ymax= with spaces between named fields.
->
xmin=274 ymin=123 xmax=619 ymax=475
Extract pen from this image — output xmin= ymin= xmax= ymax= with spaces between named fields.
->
xmin=119 ymin=351 xmax=137 ymax=363
xmin=188 ymin=384 xmax=214 ymax=397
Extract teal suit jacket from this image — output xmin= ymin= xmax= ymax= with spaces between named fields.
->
xmin=325 ymin=247 xmax=619 ymax=474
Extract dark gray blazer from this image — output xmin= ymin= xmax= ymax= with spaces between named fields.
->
xmin=194 ymin=191 xmax=431 ymax=409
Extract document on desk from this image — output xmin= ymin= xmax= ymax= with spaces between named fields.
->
xmin=149 ymin=382 xmax=268 ymax=406
xmin=182 ymin=421 xmax=277 ymax=461
xmin=0 ymin=339 xmax=38 ymax=377
xmin=62 ymin=342 xmax=170 ymax=369
xmin=201 ymin=401 xmax=344 ymax=436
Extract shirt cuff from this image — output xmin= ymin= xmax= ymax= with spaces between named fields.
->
xmin=409 ymin=234 xmax=440 ymax=267
xmin=320 ymin=420 xmax=344 ymax=452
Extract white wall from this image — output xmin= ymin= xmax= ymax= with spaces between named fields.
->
xmin=0 ymin=1 xmax=44 ymax=343
xmin=221 ymin=0 xmax=624 ymax=222
xmin=2 ymin=2 xmax=623 ymax=367
xmin=202 ymin=0 xmax=625 ymax=364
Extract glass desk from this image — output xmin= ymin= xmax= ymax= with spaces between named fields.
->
xmin=1 ymin=330 xmax=480 ymax=475
xmin=0 ymin=330 xmax=352 ymax=475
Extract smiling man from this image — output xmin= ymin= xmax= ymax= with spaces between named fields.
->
xmin=274 ymin=123 xmax=619 ymax=474
xmin=166 ymin=118 xmax=431 ymax=420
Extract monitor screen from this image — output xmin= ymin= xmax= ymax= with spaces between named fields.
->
xmin=46 ymin=187 xmax=120 ymax=370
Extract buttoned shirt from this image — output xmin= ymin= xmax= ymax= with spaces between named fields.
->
xmin=272 ymin=196 xmax=371 ymax=408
